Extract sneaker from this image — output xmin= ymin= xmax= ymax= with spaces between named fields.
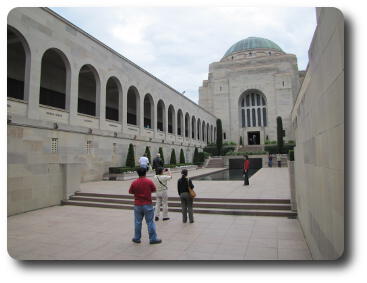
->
xmin=183 ymin=220 xmax=187 ymax=223
xmin=163 ymin=218 xmax=170 ymax=221
xmin=155 ymin=217 xmax=159 ymax=221
xmin=150 ymin=239 xmax=162 ymax=244
xmin=132 ymin=238 xmax=141 ymax=244
xmin=189 ymin=220 xmax=194 ymax=223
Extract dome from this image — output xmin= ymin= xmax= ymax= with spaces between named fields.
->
xmin=223 ymin=37 xmax=283 ymax=58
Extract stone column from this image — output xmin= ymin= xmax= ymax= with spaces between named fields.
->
xmin=139 ymin=94 xmax=144 ymax=134
xmin=26 ymin=54 xmax=42 ymax=120
xmin=99 ymin=78 xmax=106 ymax=129
xmin=68 ymin=68 xmax=79 ymax=126
xmin=122 ymin=86 xmax=128 ymax=133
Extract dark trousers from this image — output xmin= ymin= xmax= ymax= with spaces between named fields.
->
xmin=244 ymin=170 xmax=249 ymax=185
xmin=179 ymin=192 xmax=193 ymax=222
xmin=278 ymin=161 xmax=281 ymax=167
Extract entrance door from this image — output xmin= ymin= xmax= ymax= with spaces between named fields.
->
xmin=247 ymin=131 xmax=260 ymax=145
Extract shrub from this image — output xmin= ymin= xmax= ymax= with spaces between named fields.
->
xmin=144 ymin=146 xmax=151 ymax=163
xmin=239 ymin=136 xmax=243 ymax=146
xmin=196 ymin=151 xmax=209 ymax=165
xmin=265 ymin=143 xmax=295 ymax=154
xmin=179 ymin=148 xmax=185 ymax=164
xmin=216 ymin=119 xmax=223 ymax=155
xmin=170 ymin=149 xmax=177 ymax=165
xmin=109 ymin=166 xmax=139 ymax=174
xmin=288 ymin=149 xmax=295 ymax=161
xmin=125 ymin=144 xmax=135 ymax=168
xmin=159 ymin=147 xmax=165 ymax=165
xmin=277 ymin=116 xmax=285 ymax=153
xmin=193 ymin=147 xmax=199 ymax=164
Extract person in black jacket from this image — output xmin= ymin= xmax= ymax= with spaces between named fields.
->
xmin=177 ymin=169 xmax=194 ymax=223
xmin=152 ymin=153 xmax=163 ymax=171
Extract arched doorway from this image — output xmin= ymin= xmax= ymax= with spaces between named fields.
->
xmin=106 ymin=76 xmax=122 ymax=122
xmin=144 ymin=94 xmax=154 ymax=129
xmin=127 ymin=86 xmax=140 ymax=126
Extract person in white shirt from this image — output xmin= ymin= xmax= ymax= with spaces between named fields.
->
xmin=153 ymin=167 xmax=172 ymax=221
xmin=139 ymin=153 xmax=149 ymax=171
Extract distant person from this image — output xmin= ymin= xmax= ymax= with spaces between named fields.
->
xmin=139 ymin=153 xmax=149 ymax=171
xmin=153 ymin=167 xmax=172 ymax=221
xmin=276 ymin=153 xmax=281 ymax=167
xmin=152 ymin=153 xmax=163 ymax=171
xmin=252 ymin=134 xmax=257 ymax=144
xmin=129 ymin=167 xmax=162 ymax=244
xmin=268 ymin=154 xmax=273 ymax=167
xmin=177 ymin=169 xmax=195 ymax=223
xmin=243 ymin=155 xmax=250 ymax=186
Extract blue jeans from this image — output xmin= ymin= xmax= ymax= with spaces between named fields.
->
xmin=133 ymin=204 xmax=158 ymax=242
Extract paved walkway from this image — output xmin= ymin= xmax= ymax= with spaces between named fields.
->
xmin=8 ymin=167 xmax=312 ymax=260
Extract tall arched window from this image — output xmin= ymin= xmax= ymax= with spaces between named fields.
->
xmin=185 ymin=113 xmax=190 ymax=138
xmin=191 ymin=116 xmax=196 ymax=139
xmin=127 ymin=86 xmax=140 ymax=125
xmin=197 ymin=119 xmax=201 ymax=140
xmin=177 ymin=109 xmax=183 ymax=136
xmin=143 ymin=94 xmax=154 ymax=129
xmin=239 ymin=90 xmax=267 ymax=127
xmin=202 ymin=121 xmax=205 ymax=141
xmin=157 ymin=100 xmax=165 ymax=131
xmin=78 ymin=64 xmax=100 ymax=116
xmin=168 ymin=105 xmax=175 ymax=134
xmin=7 ymin=26 xmax=30 ymax=101
xmin=39 ymin=49 xmax=70 ymax=110
xmin=106 ymin=76 xmax=121 ymax=121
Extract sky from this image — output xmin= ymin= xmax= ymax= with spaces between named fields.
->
xmin=50 ymin=7 xmax=317 ymax=103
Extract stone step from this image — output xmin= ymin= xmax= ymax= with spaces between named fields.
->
xmin=61 ymin=200 xmax=297 ymax=217
xmin=74 ymin=192 xmax=291 ymax=204
xmin=69 ymin=196 xmax=292 ymax=211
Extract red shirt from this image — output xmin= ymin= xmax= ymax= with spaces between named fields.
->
xmin=244 ymin=160 xmax=250 ymax=170
xmin=129 ymin=177 xmax=156 ymax=206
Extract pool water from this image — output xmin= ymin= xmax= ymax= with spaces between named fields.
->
xmin=191 ymin=168 xmax=260 ymax=181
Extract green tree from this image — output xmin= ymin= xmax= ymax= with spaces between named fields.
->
xmin=239 ymin=136 xmax=243 ymax=146
xmin=125 ymin=143 xmax=135 ymax=168
xmin=159 ymin=147 xmax=165 ymax=165
xmin=179 ymin=148 xmax=186 ymax=164
xmin=170 ymin=149 xmax=177 ymax=165
xmin=276 ymin=116 xmax=285 ymax=153
xmin=216 ymin=119 xmax=223 ymax=155
xmin=144 ymin=146 xmax=151 ymax=163
xmin=193 ymin=147 xmax=199 ymax=164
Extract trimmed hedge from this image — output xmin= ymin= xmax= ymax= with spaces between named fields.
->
xmin=203 ymin=145 xmax=235 ymax=156
xmin=170 ymin=149 xmax=177 ymax=165
xmin=265 ymin=143 xmax=295 ymax=154
xmin=109 ymin=163 xmax=195 ymax=173
xmin=179 ymin=148 xmax=185 ymax=164
xmin=225 ymin=151 xmax=267 ymax=156
xmin=126 ymin=144 xmax=135 ymax=168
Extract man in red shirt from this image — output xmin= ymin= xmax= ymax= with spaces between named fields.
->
xmin=243 ymin=155 xmax=250 ymax=186
xmin=129 ymin=167 xmax=162 ymax=244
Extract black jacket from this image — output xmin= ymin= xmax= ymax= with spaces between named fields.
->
xmin=152 ymin=157 xmax=163 ymax=169
xmin=177 ymin=177 xmax=194 ymax=195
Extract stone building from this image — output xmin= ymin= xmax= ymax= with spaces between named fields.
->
xmin=7 ymin=7 xmax=217 ymax=215
xmin=199 ymin=36 xmax=303 ymax=145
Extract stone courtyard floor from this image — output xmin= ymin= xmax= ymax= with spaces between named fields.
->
xmin=7 ymin=167 xmax=312 ymax=260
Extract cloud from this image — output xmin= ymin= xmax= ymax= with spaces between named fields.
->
xmin=51 ymin=7 xmax=316 ymax=103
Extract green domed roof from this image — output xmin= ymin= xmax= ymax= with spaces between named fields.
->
xmin=223 ymin=37 xmax=283 ymax=57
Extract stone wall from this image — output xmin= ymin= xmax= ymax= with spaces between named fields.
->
xmin=291 ymin=7 xmax=344 ymax=259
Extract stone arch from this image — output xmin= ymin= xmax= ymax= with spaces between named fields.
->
xmin=157 ymin=99 xmax=165 ymax=132
xmin=106 ymin=76 xmax=122 ymax=122
xmin=7 ymin=25 xmax=31 ymax=101
xmin=177 ymin=109 xmax=183 ymax=136
xmin=185 ymin=112 xmax=190 ymax=138
xmin=239 ymin=89 xmax=267 ymax=128
xmin=78 ymin=64 xmax=101 ymax=117
xmin=143 ymin=93 xmax=154 ymax=129
xmin=126 ymin=86 xmax=140 ymax=126
xmin=168 ymin=104 xmax=175 ymax=134
xmin=191 ymin=116 xmax=196 ymax=139
xmin=197 ymin=118 xmax=201 ymax=140
xmin=39 ymin=48 xmax=71 ymax=110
